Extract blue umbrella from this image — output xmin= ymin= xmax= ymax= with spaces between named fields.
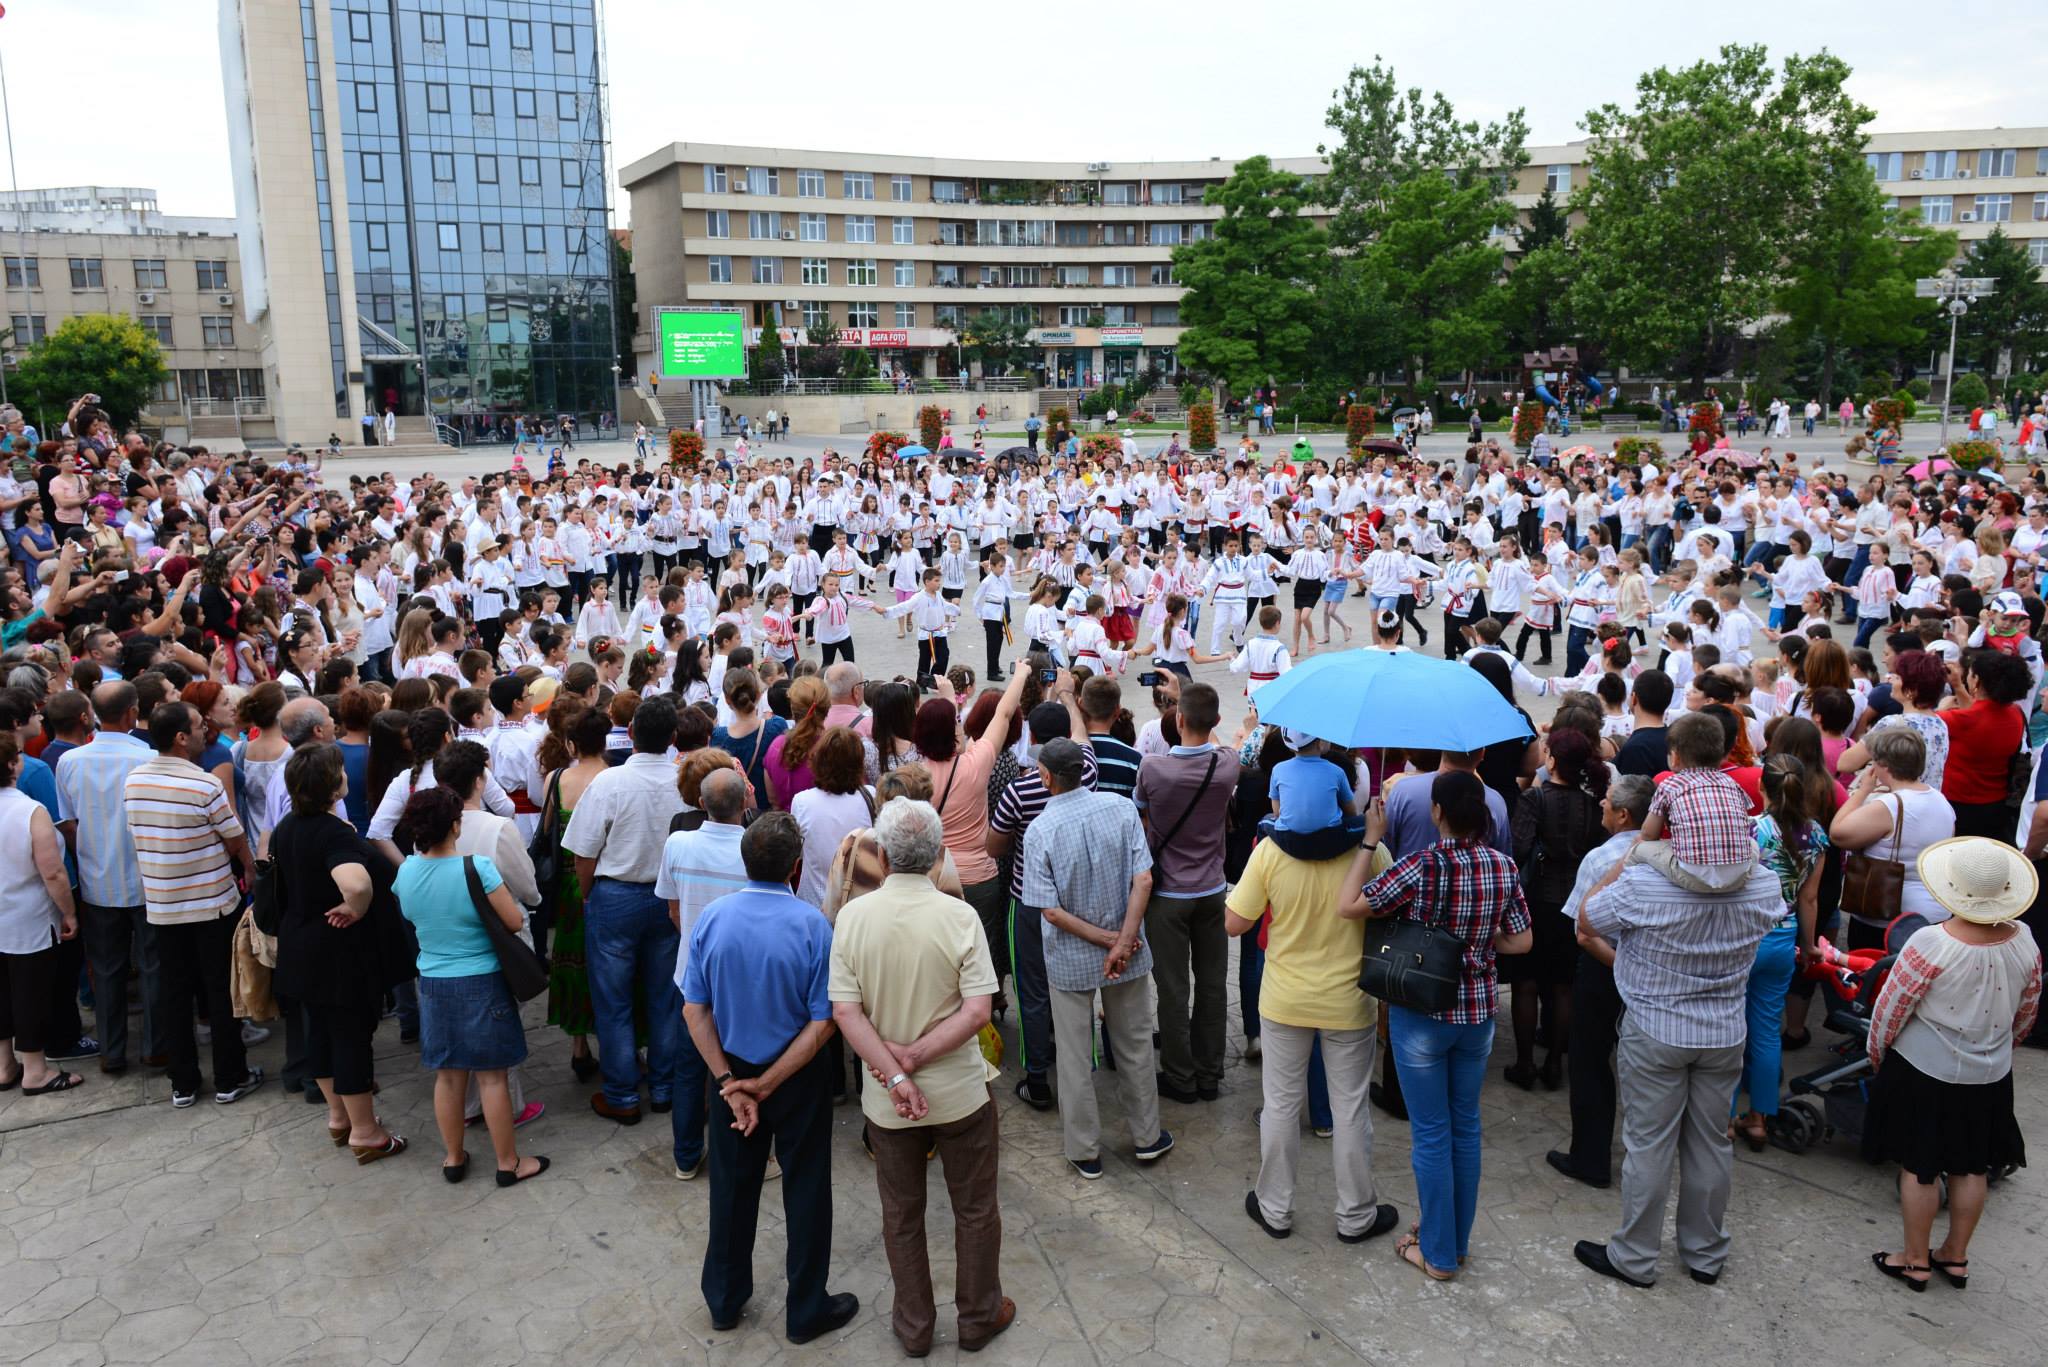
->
xmin=894 ymin=443 xmax=930 ymax=458
xmin=1250 ymin=649 xmax=1533 ymax=751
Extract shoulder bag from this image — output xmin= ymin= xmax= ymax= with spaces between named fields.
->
xmin=1147 ymin=752 xmax=1219 ymax=884
xmin=524 ymin=767 xmax=565 ymax=913
xmin=1839 ymin=794 xmax=1906 ymax=924
xmin=464 ymin=856 xmax=550 ymax=1001
xmin=1358 ymin=850 xmax=1469 ymax=1015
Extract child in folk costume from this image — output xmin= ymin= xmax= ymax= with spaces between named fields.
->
xmin=680 ymin=561 xmax=715 ymax=637
xmin=1201 ymin=533 xmax=1253 ymax=654
xmin=885 ymin=564 xmax=960 ymax=684
xmin=799 ymin=571 xmax=883 ymax=667
xmin=882 ymin=531 xmax=925 ymax=639
xmin=716 ymin=548 xmax=750 ymax=602
xmin=1226 ymin=604 xmax=1293 ymax=699
xmin=1518 ymin=556 xmax=1565 ymax=666
xmin=1149 ymin=593 xmax=1199 ymax=678
xmin=1438 ymin=536 xmax=1488 ymax=660
xmin=1283 ymin=530 xmax=1333 ymax=657
xmin=743 ymin=503 xmax=773 ymax=583
xmin=714 ymin=583 xmax=758 ymax=651
xmin=783 ymin=541 xmax=824 ymax=640
xmin=1102 ymin=559 xmax=1140 ymax=648
xmin=938 ymin=532 xmax=975 ymax=603
xmin=1243 ymin=532 xmax=1286 ymax=613
xmin=760 ymin=584 xmax=798 ymax=668
xmin=572 ymin=574 xmax=623 ymax=649
xmin=1021 ymin=579 xmax=1067 ymax=664
xmin=821 ymin=528 xmax=868 ymax=586
xmin=1064 ymin=593 xmax=1127 ymax=676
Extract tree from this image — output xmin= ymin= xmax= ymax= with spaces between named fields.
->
xmin=1956 ymin=227 xmax=2048 ymax=378
xmin=1567 ymin=45 xmax=1871 ymax=389
xmin=12 ymin=314 xmax=167 ymax=430
xmin=1304 ymin=256 xmax=1403 ymax=391
xmin=1776 ymin=161 xmax=1955 ymax=404
xmin=1171 ymin=156 xmax=1325 ymax=395
xmin=1354 ymin=173 xmax=1515 ymax=386
xmin=609 ymin=235 xmax=637 ymax=366
xmin=959 ymin=309 xmax=1031 ymax=376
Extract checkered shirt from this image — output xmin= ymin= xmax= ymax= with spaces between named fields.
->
xmin=1362 ymin=837 xmax=1533 ymax=1025
xmin=1647 ymin=767 xmax=1756 ymax=867
xmin=1020 ymin=787 xmax=1155 ymax=993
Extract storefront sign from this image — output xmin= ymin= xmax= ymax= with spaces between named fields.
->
xmin=1101 ymin=327 xmax=1143 ymax=348
xmin=1037 ymin=329 xmax=1075 ymax=345
xmin=836 ymin=329 xmax=909 ymax=348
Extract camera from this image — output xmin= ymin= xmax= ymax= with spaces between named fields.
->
xmin=1137 ymin=670 xmax=1163 ymax=687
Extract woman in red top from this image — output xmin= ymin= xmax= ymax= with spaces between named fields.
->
xmin=1939 ymin=651 xmax=2031 ymax=844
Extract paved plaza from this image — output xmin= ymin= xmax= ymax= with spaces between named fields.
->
xmin=1 ymin=484 xmax=2038 ymax=1367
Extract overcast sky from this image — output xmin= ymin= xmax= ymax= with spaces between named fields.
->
xmin=6 ymin=0 xmax=2043 ymax=219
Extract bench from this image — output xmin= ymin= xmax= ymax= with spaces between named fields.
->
xmin=1602 ymin=417 xmax=1641 ymax=434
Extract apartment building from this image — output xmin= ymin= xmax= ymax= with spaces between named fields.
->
xmin=0 ymin=186 xmax=266 ymax=434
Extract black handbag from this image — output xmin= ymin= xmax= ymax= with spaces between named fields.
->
xmin=524 ymin=768 xmax=564 ymax=915
xmin=464 ymin=856 xmax=550 ymax=1002
xmin=1358 ymin=852 xmax=1469 ymax=1015
xmin=249 ymin=854 xmax=283 ymax=937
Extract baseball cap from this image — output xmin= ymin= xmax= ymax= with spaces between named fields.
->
xmin=1281 ymin=727 xmax=1319 ymax=752
xmin=1036 ymin=736 xmax=1088 ymax=786
xmin=1990 ymin=590 xmax=2026 ymax=616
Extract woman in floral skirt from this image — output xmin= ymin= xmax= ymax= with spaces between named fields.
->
xmin=537 ymin=702 xmax=612 ymax=1079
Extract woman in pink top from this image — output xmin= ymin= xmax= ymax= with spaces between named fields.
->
xmin=912 ymin=667 xmax=1027 ymax=993
xmin=762 ymin=675 xmax=829 ymax=811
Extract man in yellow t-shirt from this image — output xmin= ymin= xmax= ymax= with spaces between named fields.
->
xmin=1227 ymin=837 xmax=1399 ymax=1243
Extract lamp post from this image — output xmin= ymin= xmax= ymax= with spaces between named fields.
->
xmin=1916 ymin=274 xmax=1995 ymax=451
xmin=1940 ymin=297 xmax=1967 ymax=450
xmin=609 ymin=362 xmax=621 ymax=441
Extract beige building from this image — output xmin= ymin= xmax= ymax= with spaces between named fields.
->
xmin=0 ymin=186 xmax=268 ymax=442
xmin=625 ymin=131 xmax=2048 ymax=395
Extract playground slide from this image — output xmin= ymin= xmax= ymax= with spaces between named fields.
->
xmin=1533 ymin=382 xmax=1561 ymax=408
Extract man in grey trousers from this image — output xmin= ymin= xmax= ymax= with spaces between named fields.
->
xmin=1572 ymin=859 xmax=1783 ymax=1287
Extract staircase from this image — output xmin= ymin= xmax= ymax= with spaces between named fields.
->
xmin=648 ymin=388 xmax=700 ymax=431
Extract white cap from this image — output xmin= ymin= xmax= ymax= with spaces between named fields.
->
xmin=1281 ymin=727 xmax=1319 ymax=752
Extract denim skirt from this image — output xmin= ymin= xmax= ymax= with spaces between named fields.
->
xmin=418 ymin=971 xmax=528 ymax=1071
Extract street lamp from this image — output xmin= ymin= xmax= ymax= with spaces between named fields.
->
xmin=1916 ymin=273 xmax=1995 ymax=450
xmin=609 ymin=362 xmax=621 ymax=440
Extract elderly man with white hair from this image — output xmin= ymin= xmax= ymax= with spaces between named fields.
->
xmin=830 ymin=797 xmax=1013 ymax=1359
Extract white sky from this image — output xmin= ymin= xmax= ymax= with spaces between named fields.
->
xmin=3 ymin=0 xmax=2042 ymax=219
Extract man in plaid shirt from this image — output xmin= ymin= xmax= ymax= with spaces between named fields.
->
xmin=1625 ymin=712 xmax=1759 ymax=894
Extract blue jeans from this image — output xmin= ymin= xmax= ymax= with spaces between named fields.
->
xmin=1565 ymin=625 xmax=1595 ymax=679
xmin=1238 ymin=924 xmax=1264 ymax=1041
xmin=1735 ymin=925 xmax=1797 ymax=1118
xmin=1390 ymin=1007 xmax=1493 ymax=1272
xmin=1843 ymin=544 xmax=1871 ymax=608
xmin=673 ymin=1022 xmax=708 ymax=1169
xmin=1646 ymin=526 xmax=1672 ymax=575
xmin=583 ymin=878 xmax=683 ymax=1110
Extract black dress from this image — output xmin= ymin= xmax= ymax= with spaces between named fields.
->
xmin=269 ymin=811 xmax=414 ymax=1007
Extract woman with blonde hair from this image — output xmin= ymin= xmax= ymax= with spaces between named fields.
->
xmin=1968 ymin=524 xmax=2008 ymax=599
xmin=393 ymin=607 xmax=437 ymax=677
xmin=762 ymin=674 xmax=830 ymax=810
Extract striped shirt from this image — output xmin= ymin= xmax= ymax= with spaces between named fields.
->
xmin=54 ymin=731 xmax=156 ymax=907
xmin=123 ymin=754 xmax=245 ymax=925
xmin=1086 ymin=734 xmax=1141 ymax=801
xmin=1583 ymin=862 xmax=1785 ymax=1049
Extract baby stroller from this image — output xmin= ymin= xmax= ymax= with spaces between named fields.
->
xmin=1769 ymin=911 xmax=1929 ymax=1155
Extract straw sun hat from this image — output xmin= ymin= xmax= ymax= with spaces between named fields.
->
xmin=1917 ymin=837 xmax=2039 ymax=925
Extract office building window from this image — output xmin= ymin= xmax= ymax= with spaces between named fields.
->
xmin=426 ymin=82 xmax=449 ymax=113
xmin=355 ymin=82 xmax=376 ymax=113
xmin=2029 ymin=240 xmax=2048 ymax=268
xmin=201 ymin=316 xmax=234 ymax=347
xmin=366 ymin=222 xmax=389 ymax=251
xmin=2034 ymin=192 xmax=2048 ymax=221
xmin=561 ymin=159 xmax=581 ymax=188
xmin=552 ymin=22 xmax=574 ymax=52
xmin=509 ymin=19 xmax=530 ymax=47
xmin=3 ymin=256 xmax=37 ymax=288
xmin=894 ymin=260 xmax=914 ymax=287
xmin=1974 ymin=194 xmax=2012 ymax=222
xmin=801 ymin=257 xmax=830 ymax=285
xmin=137 ymin=314 xmax=173 ymax=346
xmin=846 ymin=259 xmax=877 ymax=286
xmin=747 ymin=210 xmax=781 ymax=239
xmin=707 ymin=255 xmax=732 ymax=283
xmin=706 ymin=209 xmax=729 ymax=238
xmin=843 ymin=171 xmax=874 ymax=200
xmin=466 ymin=15 xmax=487 ymax=44
xmin=8 ymin=314 xmax=45 ymax=344
xmin=848 ymin=302 xmax=878 ymax=328
xmin=471 ymin=86 xmax=492 ymax=115
xmin=846 ymin=215 xmax=875 ymax=243
xmin=1104 ymin=182 xmax=1138 ymax=205
xmin=703 ymin=164 xmax=726 ymax=193
xmin=349 ymin=10 xmax=372 ymax=41
xmin=797 ymin=169 xmax=825 ymax=198
xmin=437 ymin=223 xmax=461 ymax=251
xmin=1056 ymin=223 xmax=1091 ymax=247
xmin=1547 ymin=163 xmax=1572 ymax=194
xmin=751 ymin=257 xmax=783 ymax=285
xmin=1103 ymin=305 xmax=1137 ymax=325
xmin=798 ymin=212 xmax=826 ymax=242
xmin=477 ymin=154 xmax=498 ymax=183
xmin=196 ymin=259 xmax=229 ymax=290
xmin=1056 ymin=306 xmax=1093 ymax=326
xmin=479 ymin=224 xmax=501 ymax=252
xmin=934 ymin=304 xmax=965 ymax=327
xmin=745 ymin=166 xmax=779 ymax=195
xmin=371 ymin=294 xmax=395 ymax=325
xmin=132 ymin=258 xmax=167 ymax=289
xmin=433 ymin=153 xmax=455 ymax=181
xmin=1919 ymin=195 xmax=1952 ymax=223
xmin=1977 ymin=148 xmax=2016 ymax=178
xmin=68 ymin=257 xmax=103 ymax=289
xmin=519 ymin=157 xmax=540 ymax=185
xmin=892 ymin=216 xmax=914 ymax=245
xmin=1149 ymin=264 xmax=1176 ymax=286
xmin=1102 ymin=266 xmax=1136 ymax=287
xmin=361 ymin=152 xmax=383 ymax=182
xmin=1148 ymin=223 xmax=1183 ymax=246
xmin=557 ymin=92 xmax=577 ymax=120
xmin=524 ymin=225 xmax=545 ymax=254
xmin=1864 ymin=151 xmax=1901 ymax=181
xmin=1102 ymin=224 xmax=1137 ymax=246
xmin=891 ymin=174 xmax=912 ymax=201
xmin=1055 ymin=266 xmax=1089 ymax=286
xmin=802 ymin=301 xmax=832 ymax=331
xmin=933 ymin=179 xmax=968 ymax=203
xmin=515 ymin=89 xmax=535 ymax=119
xmin=1152 ymin=304 xmax=1180 ymax=325
xmin=1923 ymin=150 xmax=1957 ymax=178
xmin=421 ymin=12 xmax=442 ymax=42
xmin=932 ymin=264 xmax=961 ymax=287
xmin=895 ymin=302 xmax=915 ymax=327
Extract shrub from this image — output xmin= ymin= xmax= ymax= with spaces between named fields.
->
xmin=668 ymin=428 xmax=704 ymax=467
xmin=1947 ymin=438 xmax=2000 ymax=471
xmin=1869 ymin=397 xmax=1909 ymax=431
xmin=1178 ymin=381 xmax=1208 ymax=411
xmin=1078 ymin=388 xmax=1112 ymax=419
xmin=1080 ymin=434 xmax=1121 ymax=462
xmin=1613 ymin=436 xmax=1664 ymax=466
xmin=916 ymin=404 xmax=943 ymax=451
xmin=1949 ymin=372 xmax=1990 ymax=410
xmin=1688 ymin=401 xmax=1723 ymax=439
xmin=1905 ymin=377 xmax=1931 ymax=400
xmin=1345 ymin=403 xmax=1376 ymax=451
xmin=866 ymin=430 xmax=912 ymax=462
xmin=1046 ymin=404 xmax=1071 ymax=436
xmin=1512 ymin=402 xmax=1546 ymax=448
xmin=1632 ymin=403 xmax=1665 ymax=421
xmin=1188 ymin=402 xmax=1216 ymax=451
xmin=1887 ymin=391 xmax=1918 ymax=422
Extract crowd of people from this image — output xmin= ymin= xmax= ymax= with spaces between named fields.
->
xmin=0 ymin=385 xmax=2044 ymax=1349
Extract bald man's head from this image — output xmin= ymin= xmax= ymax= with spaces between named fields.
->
xmin=824 ymin=661 xmax=863 ymax=703
xmin=91 ymin=681 xmax=137 ymax=732
xmin=699 ymin=766 xmax=747 ymax=824
xmin=280 ymin=696 xmax=333 ymax=748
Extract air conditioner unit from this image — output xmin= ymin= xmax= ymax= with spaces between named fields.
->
xmin=779 ymin=230 xmax=794 ymax=240
xmin=136 ymin=291 xmax=156 ymax=305
xmin=1909 ymin=170 xmax=1924 ymax=180
xmin=732 ymin=183 xmax=748 ymax=193
xmin=1960 ymin=210 xmax=1979 ymax=222
xmin=1086 ymin=162 xmax=1109 ymax=173
xmin=782 ymin=299 xmax=799 ymax=310
xmin=1958 ymin=168 xmax=1973 ymax=179
xmin=216 ymin=292 xmax=233 ymax=306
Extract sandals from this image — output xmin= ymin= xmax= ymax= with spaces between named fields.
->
xmin=1930 ymin=1256 xmax=1969 ymax=1290
xmin=1394 ymin=1231 xmax=1455 ymax=1281
xmin=331 ymin=1114 xmax=385 ymax=1147
xmin=1870 ymin=1250 xmax=1929 ymax=1292
xmin=350 ymin=1133 xmax=409 ymax=1166
xmin=20 ymin=1072 xmax=85 ymax=1095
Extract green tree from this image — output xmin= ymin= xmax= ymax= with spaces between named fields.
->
xmin=1305 ymin=256 xmax=1403 ymax=390
xmin=12 ymin=313 xmax=167 ymax=430
xmin=1956 ymin=227 xmax=2048 ymax=378
xmin=1355 ymin=174 xmax=1515 ymax=386
xmin=1171 ymin=155 xmax=1325 ymax=395
xmin=1567 ymin=45 xmax=1871 ymax=388
xmin=1776 ymin=161 xmax=1956 ymax=404
xmin=959 ymin=309 xmax=1031 ymax=376
xmin=610 ymin=235 xmax=637 ymax=365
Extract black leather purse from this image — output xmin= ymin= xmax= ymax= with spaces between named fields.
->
xmin=464 ymin=857 xmax=550 ymax=1002
xmin=1358 ymin=851 xmax=1468 ymax=1015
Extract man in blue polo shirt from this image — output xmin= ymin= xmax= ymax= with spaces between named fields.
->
xmin=682 ymin=812 xmax=858 ymax=1346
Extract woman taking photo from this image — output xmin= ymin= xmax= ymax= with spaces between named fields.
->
xmin=762 ymin=674 xmax=830 ymax=810
xmin=1838 ymin=649 xmax=1950 ymax=791
xmin=269 ymin=743 xmax=409 ymax=1163
xmin=393 ymin=787 xmax=548 ymax=1186
xmin=234 ymin=682 xmax=291 ymax=849
xmin=1866 ymin=836 xmax=2040 ymax=1292
xmin=917 ymin=668 xmax=1029 ymax=992
xmin=790 ymin=728 xmax=876 ymax=911
xmin=1340 ymin=772 xmax=1534 ymax=1281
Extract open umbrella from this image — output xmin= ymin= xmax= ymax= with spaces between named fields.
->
xmin=894 ymin=443 xmax=930 ymax=459
xmin=1557 ymin=444 xmax=1598 ymax=461
xmin=1355 ymin=439 xmax=1407 ymax=458
xmin=996 ymin=445 xmax=1034 ymax=460
xmin=1249 ymin=650 xmax=1534 ymax=751
xmin=1905 ymin=457 xmax=1954 ymax=479
xmin=1392 ymin=406 xmax=1417 ymax=418
xmin=1716 ymin=448 xmax=1763 ymax=469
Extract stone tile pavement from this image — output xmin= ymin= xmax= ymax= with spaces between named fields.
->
xmin=2 ymin=974 xmax=2042 ymax=1367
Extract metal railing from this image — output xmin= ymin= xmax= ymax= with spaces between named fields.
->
xmin=183 ymin=396 xmax=271 ymax=418
xmin=720 ymin=376 xmax=1032 ymax=396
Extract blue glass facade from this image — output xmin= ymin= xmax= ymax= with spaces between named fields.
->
xmin=324 ymin=0 xmax=614 ymax=433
